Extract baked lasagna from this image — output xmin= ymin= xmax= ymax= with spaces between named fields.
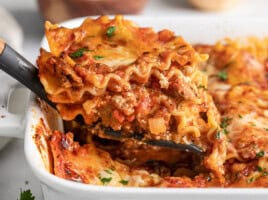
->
xmin=36 ymin=16 xmax=268 ymax=187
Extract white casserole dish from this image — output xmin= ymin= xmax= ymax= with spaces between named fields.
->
xmin=22 ymin=16 xmax=268 ymax=200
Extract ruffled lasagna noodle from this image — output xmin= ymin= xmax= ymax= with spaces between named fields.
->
xmin=36 ymin=16 xmax=268 ymax=187
xmin=38 ymin=15 xmax=220 ymax=148
xmin=195 ymin=38 xmax=268 ymax=187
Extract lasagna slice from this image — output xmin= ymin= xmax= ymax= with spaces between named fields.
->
xmin=37 ymin=16 xmax=229 ymax=185
xmin=38 ymin=16 xmax=221 ymax=150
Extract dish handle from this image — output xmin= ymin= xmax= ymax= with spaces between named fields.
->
xmin=0 ymin=85 xmax=30 ymax=138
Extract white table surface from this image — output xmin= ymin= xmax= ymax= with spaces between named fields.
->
xmin=1 ymin=0 xmax=268 ymax=199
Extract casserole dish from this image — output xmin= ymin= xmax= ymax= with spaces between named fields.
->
xmin=6 ymin=16 xmax=268 ymax=199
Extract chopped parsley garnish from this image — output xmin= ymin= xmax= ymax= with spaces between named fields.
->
xmin=256 ymin=166 xmax=263 ymax=172
xmin=18 ymin=189 xmax=35 ymax=200
xmin=119 ymin=179 xmax=129 ymax=185
xmin=220 ymin=117 xmax=232 ymax=134
xmin=106 ymin=26 xmax=116 ymax=38
xmin=262 ymin=171 xmax=268 ymax=177
xmin=198 ymin=85 xmax=208 ymax=90
xmin=220 ymin=117 xmax=232 ymax=129
xmin=238 ymin=114 xmax=243 ymax=119
xmin=247 ymin=177 xmax=255 ymax=183
xmin=256 ymin=151 xmax=265 ymax=158
xmin=222 ymin=129 xmax=228 ymax=134
xmin=99 ymin=177 xmax=112 ymax=185
xmin=104 ymin=169 xmax=113 ymax=175
xmin=264 ymin=128 xmax=268 ymax=132
xmin=94 ymin=55 xmax=104 ymax=60
xmin=70 ymin=47 xmax=89 ymax=58
xmin=215 ymin=131 xmax=221 ymax=140
xmin=217 ymin=71 xmax=228 ymax=81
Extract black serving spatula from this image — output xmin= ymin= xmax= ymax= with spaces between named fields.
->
xmin=0 ymin=40 xmax=203 ymax=154
xmin=0 ymin=40 xmax=54 ymax=108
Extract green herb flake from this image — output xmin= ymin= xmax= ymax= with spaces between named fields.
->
xmin=119 ymin=179 xmax=129 ymax=185
xmin=264 ymin=128 xmax=268 ymax=132
xmin=247 ymin=177 xmax=255 ymax=183
xmin=99 ymin=177 xmax=112 ymax=185
xmin=19 ymin=189 xmax=35 ymax=200
xmin=215 ymin=131 xmax=221 ymax=140
xmin=223 ymin=129 xmax=229 ymax=135
xmin=106 ymin=26 xmax=116 ymax=38
xmin=217 ymin=71 xmax=228 ymax=81
xmin=220 ymin=117 xmax=232 ymax=135
xmin=198 ymin=85 xmax=207 ymax=90
xmin=220 ymin=117 xmax=232 ymax=129
xmin=238 ymin=114 xmax=243 ymax=119
xmin=70 ymin=47 xmax=89 ymax=59
xmin=104 ymin=169 xmax=113 ymax=175
xmin=256 ymin=151 xmax=265 ymax=158
xmin=94 ymin=55 xmax=104 ymax=60
xmin=256 ymin=166 xmax=263 ymax=172
xmin=262 ymin=171 xmax=268 ymax=177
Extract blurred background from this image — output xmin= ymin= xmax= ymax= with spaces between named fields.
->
xmin=0 ymin=0 xmax=268 ymax=199
xmin=1 ymin=0 xmax=268 ymax=63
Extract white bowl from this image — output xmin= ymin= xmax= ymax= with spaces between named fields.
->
xmin=25 ymin=16 xmax=268 ymax=200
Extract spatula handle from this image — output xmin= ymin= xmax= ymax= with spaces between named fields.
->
xmin=0 ymin=40 xmax=54 ymax=107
